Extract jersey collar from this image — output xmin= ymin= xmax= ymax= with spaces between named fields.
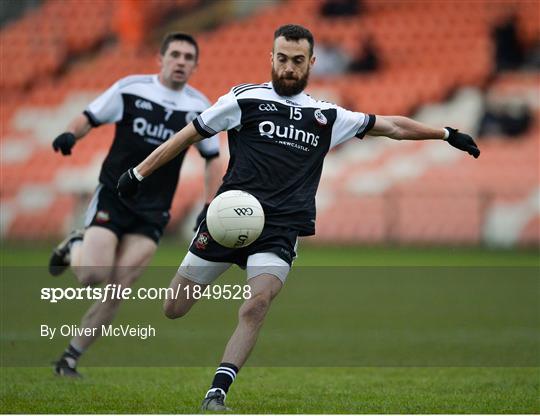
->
xmin=268 ymin=81 xmax=308 ymax=105
xmin=153 ymin=74 xmax=187 ymax=95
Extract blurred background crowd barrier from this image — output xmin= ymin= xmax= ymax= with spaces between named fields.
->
xmin=1 ymin=0 xmax=538 ymax=247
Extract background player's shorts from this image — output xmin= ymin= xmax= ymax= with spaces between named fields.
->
xmin=180 ymin=220 xmax=299 ymax=284
xmin=84 ymin=184 xmax=170 ymax=243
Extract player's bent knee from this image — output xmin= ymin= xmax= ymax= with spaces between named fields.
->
xmin=239 ymin=293 xmax=270 ymax=324
xmin=163 ymin=303 xmax=177 ymax=319
xmin=163 ymin=299 xmax=190 ymax=319
xmin=76 ymin=267 xmax=112 ymax=287
xmin=162 ymin=300 xmax=179 ymax=319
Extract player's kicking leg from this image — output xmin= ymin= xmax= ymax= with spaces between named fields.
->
xmin=54 ymin=233 xmax=157 ymax=377
xmin=201 ymin=260 xmax=286 ymax=412
xmin=167 ymin=223 xmax=295 ymax=411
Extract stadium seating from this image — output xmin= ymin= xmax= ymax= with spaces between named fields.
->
xmin=1 ymin=0 xmax=538 ymax=246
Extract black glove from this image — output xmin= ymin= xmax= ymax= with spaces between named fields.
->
xmin=445 ymin=127 xmax=480 ymax=159
xmin=194 ymin=203 xmax=210 ymax=231
xmin=52 ymin=132 xmax=76 ymax=155
xmin=117 ymin=168 xmax=141 ymax=198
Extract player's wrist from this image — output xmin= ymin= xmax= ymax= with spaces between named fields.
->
xmin=132 ymin=167 xmax=144 ymax=181
xmin=442 ymin=128 xmax=450 ymax=141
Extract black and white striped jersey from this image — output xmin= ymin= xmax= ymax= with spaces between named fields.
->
xmin=193 ymin=82 xmax=375 ymax=236
xmin=85 ymin=74 xmax=219 ymax=213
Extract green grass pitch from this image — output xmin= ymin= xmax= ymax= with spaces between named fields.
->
xmin=1 ymin=241 xmax=539 ymax=413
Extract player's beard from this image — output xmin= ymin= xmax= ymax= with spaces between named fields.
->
xmin=271 ymin=67 xmax=310 ymax=97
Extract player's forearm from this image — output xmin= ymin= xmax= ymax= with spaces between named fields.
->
xmin=67 ymin=114 xmax=93 ymax=140
xmin=377 ymin=116 xmax=446 ymax=141
xmin=136 ymin=123 xmax=202 ymax=177
xmin=395 ymin=116 xmax=446 ymax=141
xmin=203 ymin=157 xmax=223 ymax=203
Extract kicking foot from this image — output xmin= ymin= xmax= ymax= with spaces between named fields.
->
xmin=53 ymin=357 xmax=82 ymax=378
xmin=201 ymin=390 xmax=230 ymax=412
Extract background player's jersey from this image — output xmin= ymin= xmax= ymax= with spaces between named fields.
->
xmin=85 ymin=74 xmax=219 ymax=213
xmin=193 ymin=82 xmax=374 ymax=236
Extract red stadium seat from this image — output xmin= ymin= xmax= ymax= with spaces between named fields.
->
xmin=2 ymin=0 xmax=538 ymax=246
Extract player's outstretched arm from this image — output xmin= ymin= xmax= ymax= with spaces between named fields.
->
xmin=52 ymin=114 xmax=93 ymax=156
xmin=117 ymin=123 xmax=203 ymax=197
xmin=369 ymin=115 xmax=480 ymax=158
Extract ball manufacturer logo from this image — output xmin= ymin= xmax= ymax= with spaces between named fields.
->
xmin=195 ymin=232 xmax=210 ymax=250
xmin=234 ymin=234 xmax=249 ymax=247
xmin=314 ymin=109 xmax=327 ymax=125
xmin=258 ymin=103 xmax=278 ymax=112
xmin=233 ymin=207 xmax=253 ymax=216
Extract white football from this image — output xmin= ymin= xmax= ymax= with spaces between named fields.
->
xmin=206 ymin=190 xmax=265 ymax=248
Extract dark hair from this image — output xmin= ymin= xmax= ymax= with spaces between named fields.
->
xmin=160 ymin=32 xmax=199 ymax=60
xmin=274 ymin=24 xmax=314 ymax=56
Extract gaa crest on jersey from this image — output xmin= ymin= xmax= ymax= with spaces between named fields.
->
xmin=314 ymin=109 xmax=327 ymax=126
xmin=135 ymin=99 xmax=153 ymax=111
xmin=185 ymin=111 xmax=198 ymax=124
xmin=96 ymin=210 xmax=110 ymax=223
xmin=195 ymin=231 xmax=211 ymax=250
xmin=258 ymin=103 xmax=278 ymax=112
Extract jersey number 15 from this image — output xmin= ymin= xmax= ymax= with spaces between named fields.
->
xmin=289 ymin=107 xmax=302 ymax=121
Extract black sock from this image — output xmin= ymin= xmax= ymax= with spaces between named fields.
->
xmin=206 ymin=362 xmax=239 ymax=397
xmin=61 ymin=343 xmax=82 ymax=368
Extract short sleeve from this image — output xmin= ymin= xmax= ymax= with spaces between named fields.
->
xmin=194 ymin=134 xmax=220 ymax=160
xmin=84 ymin=82 xmax=124 ymax=126
xmin=329 ymin=107 xmax=376 ymax=149
xmin=192 ymin=91 xmax=241 ymax=138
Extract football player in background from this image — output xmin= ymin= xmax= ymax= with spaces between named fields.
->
xmin=49 ymin=33 xmax=222 ymax=377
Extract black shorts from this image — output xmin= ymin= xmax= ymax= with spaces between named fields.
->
xmin=189 ymin=220 xmax=298 ymax=267
xmin=85 ymin=184 xmax=170 ymax=243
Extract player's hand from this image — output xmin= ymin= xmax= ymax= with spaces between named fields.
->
xmin=193 ymin=203 xmax=210 ymax=231
xmin=445 ymin=127 xmax=480 ymax=158
xmin=52 ymin=132 xmax=76 ymax=155
xmin=117 ymin=168 xmax=141 ymax=198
